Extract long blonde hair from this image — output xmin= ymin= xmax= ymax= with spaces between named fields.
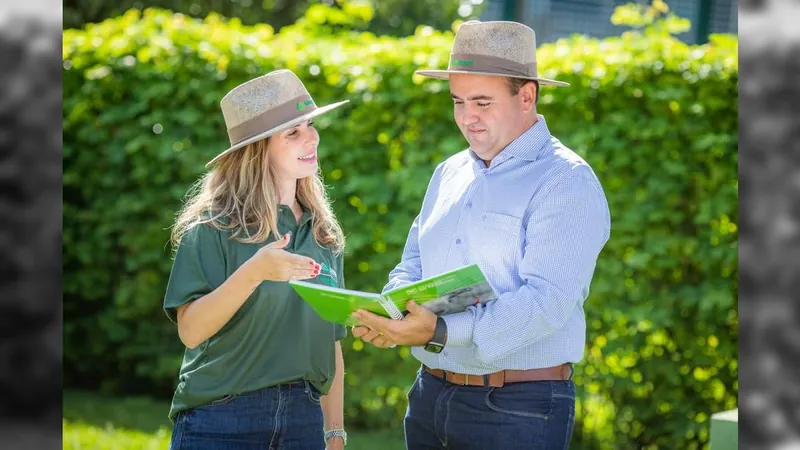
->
xmin=170 ymin=138 xmax=345 ymax=254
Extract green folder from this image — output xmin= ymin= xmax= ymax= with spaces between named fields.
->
xmin=289 ymin=264 xmax=496 ymax=326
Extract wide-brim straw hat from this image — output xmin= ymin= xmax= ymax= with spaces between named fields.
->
xmin=206 ymin=69 xmax=349 ymax=167
xmin=415 ymin=20 xmax=569 ymax=87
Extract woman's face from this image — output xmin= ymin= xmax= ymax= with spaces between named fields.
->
xmin=268 ymin=119 xmax=320 ymax=180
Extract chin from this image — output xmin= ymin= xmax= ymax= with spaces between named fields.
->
xmin=296 ymin=165 xmax=318 ymax=178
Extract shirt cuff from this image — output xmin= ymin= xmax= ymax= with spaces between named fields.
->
xmin=442 ymin=311 xmax=474 ymax=347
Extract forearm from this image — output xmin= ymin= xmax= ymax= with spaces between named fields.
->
xmin=177 ymin=261 xmax=260 ymax=349
xmin=443 ymin=282 xmax=580 ymax=361
xmin=321 ymin=342 xmax=345 ymax=431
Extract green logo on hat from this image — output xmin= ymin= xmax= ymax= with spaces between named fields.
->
xmin=297 ymin=99 xmax=314 ymax=111
xmin=451 ymin=58 xmax=474 ymax=67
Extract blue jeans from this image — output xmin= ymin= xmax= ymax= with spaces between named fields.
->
xmin=169 ymin=381 xmax=324 ymax=450
xmin=404 ymin=368 xmax=576 ymax=449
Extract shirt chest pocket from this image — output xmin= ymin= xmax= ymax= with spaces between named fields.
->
xmin=479 ymin=212 xmax=523 ymax=266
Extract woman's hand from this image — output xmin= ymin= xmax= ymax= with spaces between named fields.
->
xmin=325 ymin=437 xmax=345 ymax=450
xmin=245 ymin=232 xmax=320 ymax=282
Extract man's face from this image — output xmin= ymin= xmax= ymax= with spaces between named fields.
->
xmin=449 ymin=74 xmax=535 ymax=164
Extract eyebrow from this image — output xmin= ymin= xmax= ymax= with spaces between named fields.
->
xmin=290 ymin=119 xmax=314 ymax=129
xmin=450 ymin=93 xmax=494 ymax=101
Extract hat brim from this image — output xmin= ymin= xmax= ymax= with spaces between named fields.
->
xmin=415 ymin=69 xmax=570 ymax=87
xmin=206 ymin=100 xmax=350 ymax=168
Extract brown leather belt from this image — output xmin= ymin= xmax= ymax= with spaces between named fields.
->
xmin=423 ymin=363 xmax=573 ymax=388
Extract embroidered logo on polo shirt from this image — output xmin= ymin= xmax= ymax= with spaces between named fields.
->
xmin=317 ymin=262 xmax=338 ymax=287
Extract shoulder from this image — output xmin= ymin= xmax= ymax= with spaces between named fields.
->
xmin=181 ymin=221 xmax=218 ymax=243
xmin=430 ymin=150 xmax=473 ymax=182
xmin=440 ymin=150 xmax=472 ymax=172
xmin=177 ymin=217 xmax=236 ymax=251
xmin=537 ymin=138 xmax=605 ymax=198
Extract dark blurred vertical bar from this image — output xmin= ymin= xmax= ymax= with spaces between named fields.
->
xmin=502 ymin=0 xmax=519 ymax=21
xmin=0 ymin=0 xmax=63 ymax=448
xmin=696 ymin=0 xmax=712 ymax=44
xmin=738 ymin=2 xmax=800 ymax=449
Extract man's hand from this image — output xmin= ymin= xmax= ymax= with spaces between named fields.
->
xmin=352 ymin=324 xmax=396 ymax=348
xmin=352 ymin=301 xmax=437 ymax=347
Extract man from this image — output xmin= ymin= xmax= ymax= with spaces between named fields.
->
xmin=352 ymin=20 xmax=610 ymax=449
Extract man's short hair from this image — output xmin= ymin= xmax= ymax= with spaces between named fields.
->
xmin=506 ymin=77 xmax=539 ymax=104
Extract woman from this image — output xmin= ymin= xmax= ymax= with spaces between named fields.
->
xmin=164 ymin=69 xmax=349 ymax=450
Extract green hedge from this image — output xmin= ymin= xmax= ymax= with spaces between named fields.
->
xmin=63 ymin=6 xmax=738 ymax=448
xmin=64 ymin=0 xmax=482 ymax=37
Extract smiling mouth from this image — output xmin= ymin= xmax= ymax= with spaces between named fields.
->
xmin=298 ymin=153 xmax=316 ymax=161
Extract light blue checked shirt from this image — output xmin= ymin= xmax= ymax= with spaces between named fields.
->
xmin=383 ymin=115 xmax=611 ymax=375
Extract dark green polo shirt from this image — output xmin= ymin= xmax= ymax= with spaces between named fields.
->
xmin=163 ymin=205 xmax=346 ymax=422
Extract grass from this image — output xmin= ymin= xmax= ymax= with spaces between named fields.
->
xmin=63 ymin=390 xmax=406 ymax=450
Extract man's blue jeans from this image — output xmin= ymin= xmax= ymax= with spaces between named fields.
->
xmin=404 ymin=367 xmax=576 ymax=449
xmin=169 ymin=381 xmax=324 ymax=450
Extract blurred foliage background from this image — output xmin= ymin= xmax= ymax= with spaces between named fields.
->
xmin=62 ymin=1 xmax=738 ymax=448
xmin=63 ymin=0 xmax=487 ymax=36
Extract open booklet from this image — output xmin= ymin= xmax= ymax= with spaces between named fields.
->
xmin=289 ymin=264 xmax=497 ymax=326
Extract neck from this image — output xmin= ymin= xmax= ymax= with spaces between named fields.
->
xmin=482 ymin=114 xmax=539 ymax=168
xmin=277 ymin=177 xmax=298 ymax=207
xmin=519 ymin=112 xmax=538 ymax=135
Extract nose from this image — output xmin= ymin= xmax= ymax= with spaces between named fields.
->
xmin=459 ymin=104 xmax=480 ymax=128
xmin=302 ymin=126 xmax=319 ymax=148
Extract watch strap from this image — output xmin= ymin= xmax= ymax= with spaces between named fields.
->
xmin=433 ymin=316 xmax=447 ymax=344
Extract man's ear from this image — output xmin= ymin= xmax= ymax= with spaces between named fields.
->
xmin=520 ymin=82 xmax=537 ymax=113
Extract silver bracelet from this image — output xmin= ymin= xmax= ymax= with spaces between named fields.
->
xmin=324 ymin=428 xmax=347 ymax=446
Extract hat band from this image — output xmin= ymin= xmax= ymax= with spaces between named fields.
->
xmin=227 ymin=94 xmax=316 ymax=145
xmin=448 ymin=53 xmax=537 ymax=79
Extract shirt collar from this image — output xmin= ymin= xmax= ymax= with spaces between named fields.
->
xmin=278 ymin=202 xmax=314 ymax=226
xmin=468 ymin=114 xmax=552 ymax=166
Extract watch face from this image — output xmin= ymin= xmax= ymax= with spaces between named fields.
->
xmin=424 ymin=342 xmax=444 ymax=354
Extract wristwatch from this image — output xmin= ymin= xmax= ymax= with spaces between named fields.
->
xmin=424 ymin=316 xmax=447 ymax=354
xmin=324 ymin=428 xmax=347 ymax=446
